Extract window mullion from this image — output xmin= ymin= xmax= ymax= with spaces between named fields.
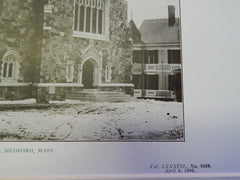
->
xmin=6 ymin=62 xmax=10 ymax=78
xmin=13 ymin=62 xmax=16 ymax=79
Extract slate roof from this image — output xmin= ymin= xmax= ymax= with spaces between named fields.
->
xmin=129 ymin=20 xmax=143 ymax=44
xmin=139 ymin=18 xmax=180 ymax=44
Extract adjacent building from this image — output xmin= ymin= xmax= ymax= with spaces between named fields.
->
xmin=131 ymin=5 xmax=182 ymax=101
xmin=0 ymin=0 xmax=133 ymax=102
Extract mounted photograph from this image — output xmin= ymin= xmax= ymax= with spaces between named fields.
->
xmin=0 ymin=0 xmax=184 ymax=141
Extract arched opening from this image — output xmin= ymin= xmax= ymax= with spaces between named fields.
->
xmin=1 ymin=50 xmax=20 ymax=82
xmin=82 ymin=60 xmax=95 ymax=89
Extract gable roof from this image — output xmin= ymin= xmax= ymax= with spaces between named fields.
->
xmin=139 ymin=18 xmax=180 ymax=44
xmin=129 ymin=20 xmax=143 ymax=44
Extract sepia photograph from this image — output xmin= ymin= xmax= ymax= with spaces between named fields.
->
xmin=1 ymin=0 xmax=240 ymax=179
xmin=0 ymin=0 xmax=184 ymax=141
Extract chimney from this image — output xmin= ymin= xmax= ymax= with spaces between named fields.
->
xmin=168 ymin=5 xmax=176 ymax=26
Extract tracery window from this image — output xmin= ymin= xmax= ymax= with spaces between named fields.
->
xmin=74 ymin=0 xmax=107 ymax=37
xmin=1 ymin=51 xmax=19 ymax=82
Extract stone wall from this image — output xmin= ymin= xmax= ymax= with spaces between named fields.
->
xmin=40 ymin=0 xmax=132 ymax=84
xmin=0 ymin=0 xmax=133 ymax=101
xmin=0 ymin=0 xmax=45 ymax=83
xmin=36 ymin=84 xmax=83 ymax=102
xmin=0 ymin=83 xmax=33 ymax=100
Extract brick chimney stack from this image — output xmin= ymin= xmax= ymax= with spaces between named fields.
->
xmin=168 ymin=5 xmax=176 ymax=26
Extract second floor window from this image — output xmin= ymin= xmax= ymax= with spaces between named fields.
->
xmin=147 ymin=50 xmax=158 ymax=64
xmin=168 ymin=50 xmax=181 ymax=64
xmin=133 ymin=50 xmax=158 ymax=64
xmin=74 ymin=0 xmax=105 ymax=34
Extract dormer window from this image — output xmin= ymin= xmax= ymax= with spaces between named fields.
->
xmin=73 ymin=0 xmax=109 ymax=40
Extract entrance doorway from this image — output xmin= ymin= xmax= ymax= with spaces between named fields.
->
xmin=82 ymin=60 xmax=94 ymax=89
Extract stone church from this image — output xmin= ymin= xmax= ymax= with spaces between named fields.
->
xmin=0 ymin=0 xmax=133 ymax=102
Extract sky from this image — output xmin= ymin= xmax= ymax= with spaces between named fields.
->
xmin=126 ymin=0 xmax=180 ymax=27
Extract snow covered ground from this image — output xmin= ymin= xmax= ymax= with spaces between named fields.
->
xmin=0 ymin=99 xmax=184 ymax=141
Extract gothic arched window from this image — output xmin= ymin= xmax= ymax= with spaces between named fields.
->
xmin=1 ymin=51 xmax=20 ymax=82
xmin=73 ymin=0 xmax=108 ymax=40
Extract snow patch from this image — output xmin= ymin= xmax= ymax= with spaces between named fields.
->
xmin=0 ymin=100 xmax=184 ymax=141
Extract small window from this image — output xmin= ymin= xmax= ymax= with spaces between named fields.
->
xmin=168 ymin=50 xmax=181 ymax=64
xmin=1 ymin=51 xmax=19 ymax=82
xmin=148 ymin=50 xmax=158 ymax=64
xmin=66 ymin=61 xmax=74 ymax=82
xmin=143 ymin=50 xmax=158 ymax=64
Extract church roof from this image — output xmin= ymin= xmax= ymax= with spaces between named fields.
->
xmin=139 ymin=18 xmax=180 ymax=44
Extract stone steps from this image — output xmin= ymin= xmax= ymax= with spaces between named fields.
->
xmin=69 ymin=89 xmax=135 ymax=102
